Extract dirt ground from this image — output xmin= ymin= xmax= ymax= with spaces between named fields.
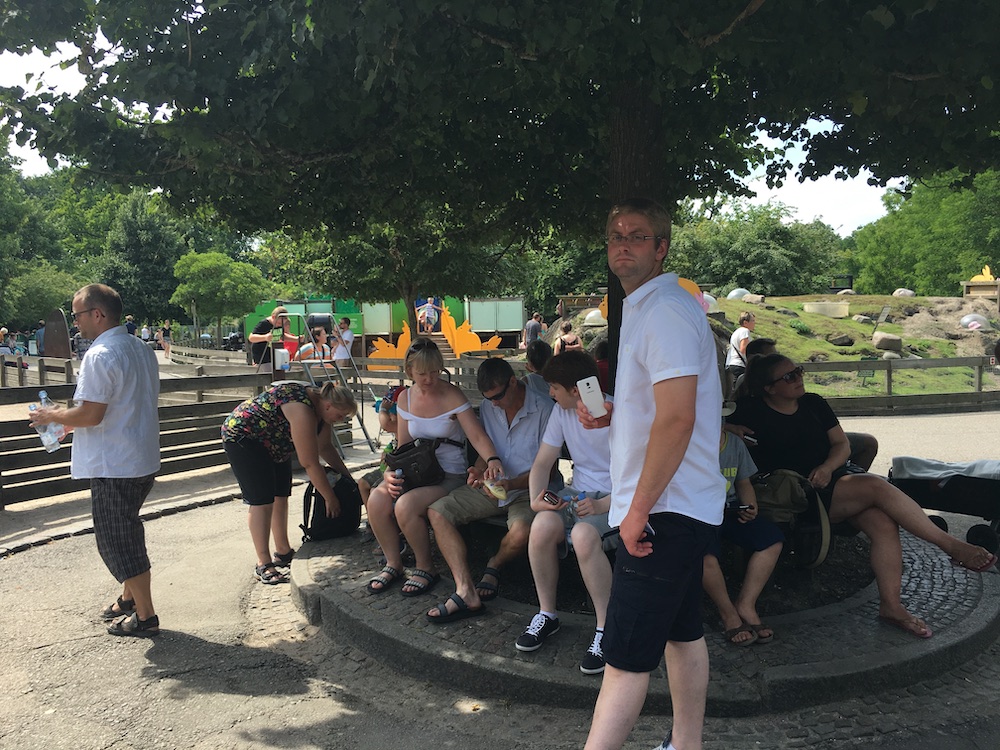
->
xmin=897 ymin=296 xmax=999 ymax=356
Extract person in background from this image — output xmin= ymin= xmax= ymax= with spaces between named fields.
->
xmin=295 ymin=326 xmax=333 ymax=367
xmin=725 ymin=311 xmax=756 ymax=394
xmin=29 ymin=284 xmax=162 ymax=637
xmin=729 ymin=354 xmax=998 ymax=639
xmin=222 ymin=381 xmax=358 ymax=584
xmin=524 ymin=339 xmax=553 ymax=397
xmin=704 ymin=403 xmax=783 ymax=647
xmin=553 ymin=321 xmax=584 ymax=354
xmin=141 ymin=324 xmax=151 ymax=343
xmin=331 ymin=316 xmax=355 ymax=368
xmin=593 ymin=339 xmax=610 ymax=393
xmin=358 ymin=385 xmax=405 ymax=508
xmin=519 ymin=351 xmax=615 ymax=675
xmin=124 ymin=315 xmax=138 ymax=337
xmin=248 ymin=307 xmax=296 ymax=374
xmin=732 ymin=338 xmax=879 ymax=470
xmin=35 ymin=319 xmax=46 ymax=356
xmin=158 ymin=319 xmax=173 ymax=358
xmin=522 ymin=311 xmax=544 ymax=348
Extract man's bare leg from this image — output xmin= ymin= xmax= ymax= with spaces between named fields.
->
xmin=584 ymin=665 xmax=650 ymax=749
xmin=664 ymin=638 xmax=709 ymax=750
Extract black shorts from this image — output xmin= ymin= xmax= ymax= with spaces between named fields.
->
xmin=223 ymin=438 xmax=293 ymax=505
xmin=817 ymin=461 xmax=869 ymax=508
xmin=603 ymin=512 xmax=715 ymax=673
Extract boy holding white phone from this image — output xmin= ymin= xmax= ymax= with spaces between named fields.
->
xmin=521 ymin=350 xmax=615 ymax=674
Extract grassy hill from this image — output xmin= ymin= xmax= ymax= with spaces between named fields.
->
xmin=713 ymin=295 xmax=1000 ymax=397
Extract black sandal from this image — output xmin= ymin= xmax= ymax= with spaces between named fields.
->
xmin=255 ymin=562 xmax=289 ymax=585
xmin=273 ymin=549 xmax=295 ymax=567
xmin=366 ymin=565 xmax=402 ymax=594
xmin=476 ymin=566 xmax=501 ymax=602
xmin=107 ymin=612 xmax=160 ymax=638
xmin=100 ymin=595 xmax=136 ymax=622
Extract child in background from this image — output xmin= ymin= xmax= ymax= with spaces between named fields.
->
xmin=359 ymin=385 xmax=405 ymax=507
xmin=703 ymin=402 xmax=784 ymax=646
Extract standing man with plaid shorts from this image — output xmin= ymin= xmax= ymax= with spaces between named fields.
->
xmin=580 ymin=199 xmax=725 ymax=750
xmin=30 ymin=283 xmax=161 ymax=637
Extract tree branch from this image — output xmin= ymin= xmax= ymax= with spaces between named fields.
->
xmin=676 ymin=0 xmax=769 ymax=48
xmin=440 ymin=12 xmax=539 ymax=61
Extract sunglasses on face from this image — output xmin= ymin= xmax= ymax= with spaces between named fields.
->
xmin=769 ymin=366 xmax=805 ymax=385
xmin=482 ymin=379 xmax=512 ymax=402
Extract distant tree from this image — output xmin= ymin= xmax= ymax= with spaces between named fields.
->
xmin=669 ymin=203 xmax=844 ymax=296
xmin=852 ymin=172 xmax=1000 ymax=295
xmin=95 ymin=190 xmax=187 ymax=324
xmin=4 ymin=260 xmax=80 ymax=330
xmin=171 ymin=251 xmax=274 ymax=340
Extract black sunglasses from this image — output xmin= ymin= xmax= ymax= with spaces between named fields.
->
xmin=408 ymin=338 xmax=439 ymax=354
xmin=769 ymin=366 xmax=805 ymax=385
xmin=482 ymin=379 xmax=512 ymax=402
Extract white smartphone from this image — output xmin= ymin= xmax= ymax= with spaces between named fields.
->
xmin=576 ymin=376 xmax=608 ymax=418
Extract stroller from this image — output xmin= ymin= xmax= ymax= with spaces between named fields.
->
xmin=889 ymin=456 xmax=1000 ymax=553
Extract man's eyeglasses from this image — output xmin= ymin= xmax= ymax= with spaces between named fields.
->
xmin=607 ymin=233 xmax=658 ymax=246
xmin=71 ymin=308 xmax=97 ymax=321
xmin=482 ymin=379 xmax=512 ymax=402
xmin=769 ymin=366 xmax=805 ymax=385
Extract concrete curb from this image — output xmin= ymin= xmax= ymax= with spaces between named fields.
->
xmin=291 ymin=531 xmax=1000 ymax=717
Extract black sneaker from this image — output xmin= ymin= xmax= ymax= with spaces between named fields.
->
xmin=580 ymin=630 xmax=605 ymax=675
xmin=515 ymin=613 xmax=560 ymax=652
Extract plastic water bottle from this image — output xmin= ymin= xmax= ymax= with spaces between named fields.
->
xmin=28 ymin=404 xmax=60 ymax=453
xmin=38 ymin=391 xmax=66 ymax=441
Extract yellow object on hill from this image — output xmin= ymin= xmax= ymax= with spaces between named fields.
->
xmin=367 ymin=308 xmax=501 ymax=370
xmin=970 ymin=265 xmax=995 ymax=282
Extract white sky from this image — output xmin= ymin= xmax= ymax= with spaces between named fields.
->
xmin=2 ymin=49 xmax=891 ymax=236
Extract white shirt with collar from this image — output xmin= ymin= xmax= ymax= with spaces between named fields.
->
xmin=71 ymin=326 xmax=161 ymax=479
xmin=609 ymin=273 xmax=725 ymax=527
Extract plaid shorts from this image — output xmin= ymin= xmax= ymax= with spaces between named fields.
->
xmin=91 ymin=474 xmax=156 ymax=583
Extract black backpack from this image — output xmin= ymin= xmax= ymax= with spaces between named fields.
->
xmin=301 ymin=470 xmax=363 ymax=542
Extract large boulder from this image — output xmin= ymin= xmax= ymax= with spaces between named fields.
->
xmin=742 ymin=293 xmax=766 ymax=304
xmin=893 ymin=288 xmax=916 ymax=297
xmin=852 ymin=314 xmax=874 ymax=324
xmin=873 ymin=331 xmax=903 ymax=351
xmin=882 ymin=350 xmax=902 ymax=360
xmin=837 ymin=288 xmax=857 ymax=295
xmin=826 ymin=333 xmax=854 ymax=347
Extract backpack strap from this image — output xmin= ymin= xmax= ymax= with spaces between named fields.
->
xmin=301 ymin=481 xmax=314 ymax=541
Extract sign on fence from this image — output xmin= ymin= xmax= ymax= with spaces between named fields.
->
xmin=857 ymin=356 xmax=878 ymax=386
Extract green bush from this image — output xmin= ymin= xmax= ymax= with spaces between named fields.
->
xmin=789 ymin=319 xmax=813 ymax=336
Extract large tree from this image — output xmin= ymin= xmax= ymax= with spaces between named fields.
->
xmin=171 ymin=251 xmax=274 ymax=339
xmin=4 ymin=1 xmax=1000 ymax=377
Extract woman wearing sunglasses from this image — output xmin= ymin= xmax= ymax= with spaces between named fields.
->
xmin=729 ymin=353 xmax=997 ymax=639
xmin=365 ymin=337 xmax=503 ymax=597
xmin=295 ymin=327 xmax=333 ymax=366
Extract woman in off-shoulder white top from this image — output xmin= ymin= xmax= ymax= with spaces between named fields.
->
xmin=365 ymin=338 xmax=503 ymax=597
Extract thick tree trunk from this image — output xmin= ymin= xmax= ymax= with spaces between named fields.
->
xmin=606 ymin=83 xmax=666 ymax=393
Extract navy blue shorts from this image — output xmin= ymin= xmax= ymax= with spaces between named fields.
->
xmin=603 ymin=512 xmax=715 ymax=673
xmin=706 ymin=514 xmax=784 ymax=559
xmin=223 ymin=438 xmax=293 ymax=505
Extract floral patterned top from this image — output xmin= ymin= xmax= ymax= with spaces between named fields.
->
xmin=221 ymin=382 xmax=315 ymax=462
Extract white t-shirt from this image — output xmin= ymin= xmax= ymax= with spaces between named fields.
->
xmin=71 ymin=326 xmax=161 ymax=479
xmin=726 ymin=326 xmax=751 ymax=367
xmin=541 ymin=399 xmax=612 ymax=493
xmin=333 ymin=328 xmax=355 ymax=360
xmin=609 ymin=273 xmax=725 ymax=527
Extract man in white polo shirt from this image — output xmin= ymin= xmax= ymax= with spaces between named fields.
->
xmin=30 ymin=283 xmax=162 ymax=637
xmin=580 ymin=198 xmax=725 ymax=750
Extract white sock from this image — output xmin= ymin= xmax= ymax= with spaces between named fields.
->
xmin=540 ymin=610 xmax=558 ymax=620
